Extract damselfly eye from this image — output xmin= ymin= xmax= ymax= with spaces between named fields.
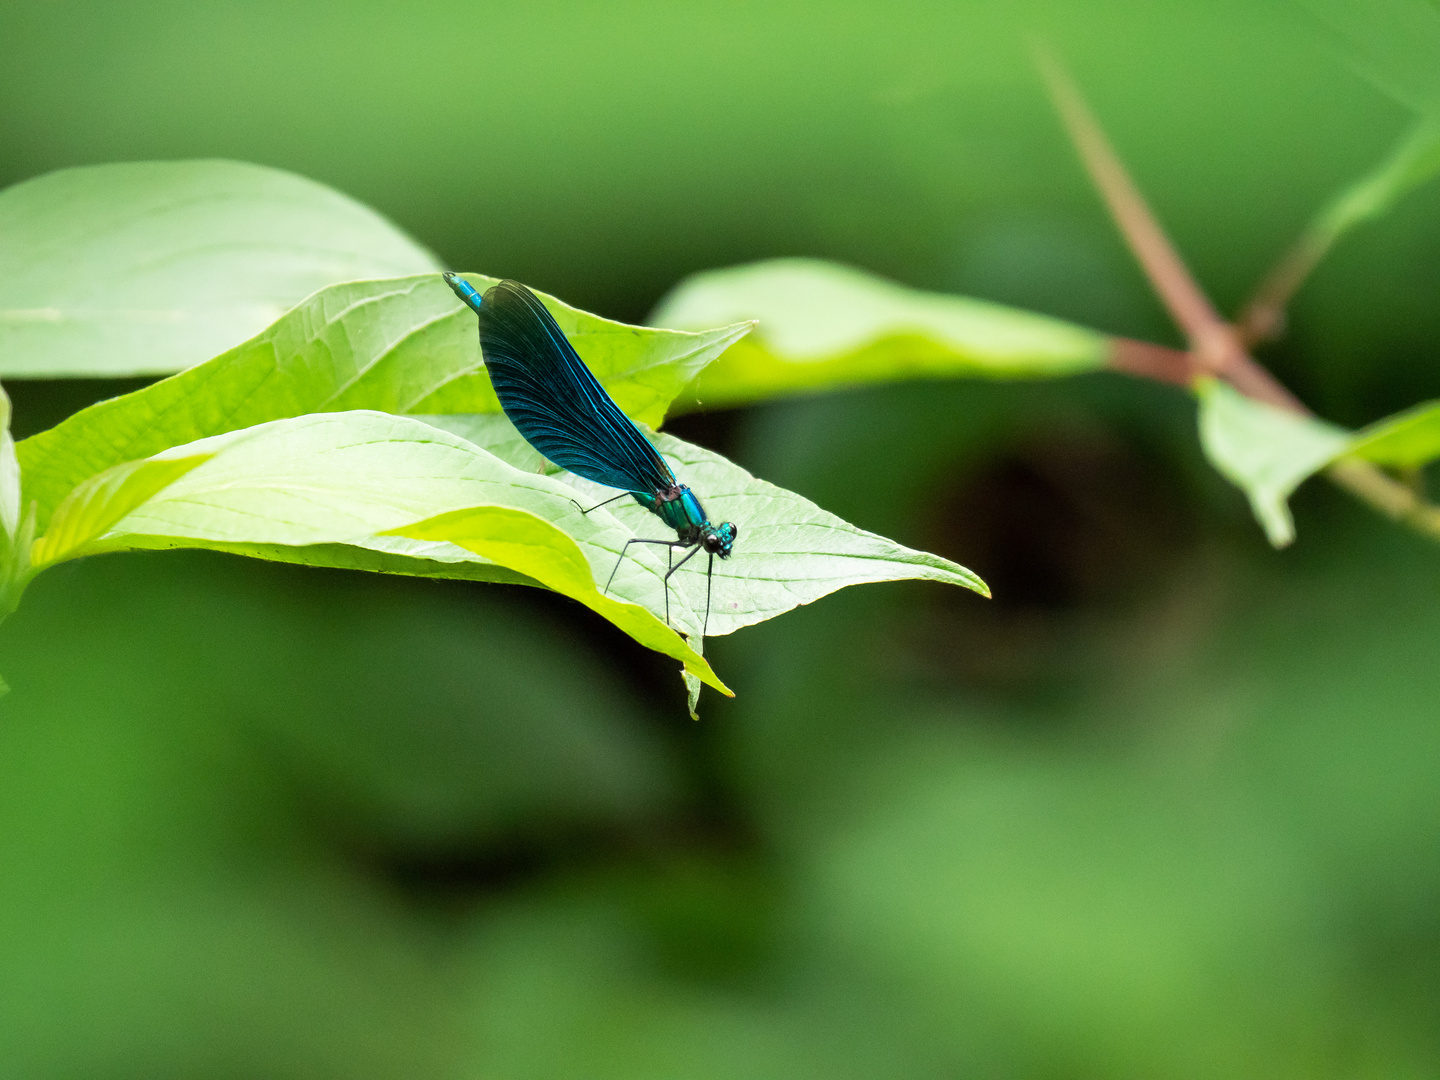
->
xmin=706 ymin=523 xmax=738 ymax=557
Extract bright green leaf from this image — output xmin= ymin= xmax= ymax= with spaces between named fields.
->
xmin=86 ymin=411 xmax=624 ymax=557
xmin=1347 ymin=398 xmax=1440 ymax=467
xmin=0 ymin=161 xmax=443 ymax=377
xmin=650 ymin=258 xmax=1108 ymax=413
xmin=117 ymin=539 xmax=540 ymax=590
xmin=39 ymin=405 xmax=983 ymax=702
xmin=0 ymin=382 xmax=28 ymax=617
xmin=385 ymin=506 xmax=730 ymax=696
xmin=53 ymin=409 xmax=725 ymax=692
xmin=422 ymin=413 xmax=990 ymax=639
xmin=411 ymin=280 xmax=753 ymax=425
xmin=17 ymin=272 xmax=750 ymax=532
xmin=29 ymin=454 xmax=215 ymax=569
xmin=683 ymin=663 xmax=704 ymax=722
xmin=1196 ymin=378 xmax=1352 ymax=547
xmin=0 ymin=384 xmax=20 ymax=550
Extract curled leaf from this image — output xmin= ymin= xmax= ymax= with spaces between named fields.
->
xmin=1196 ymin=379 xmax=1350 ymax=547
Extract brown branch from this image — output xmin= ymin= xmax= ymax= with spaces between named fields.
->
xmin=1234 ymin=229 xmax=1329 ymax=347
xmin=1032 ymin=46 xmax=1232 ymax=368
xmin=1236 ymin=119 xmax=1440 ymax=348
xmin=1107 ymin=338 xmax=1195 ymax=386
xmin=1032 ymin=42 xmax=1305 ymax=415
xmin=1032 ymin=41 xmax=1440 ymax=542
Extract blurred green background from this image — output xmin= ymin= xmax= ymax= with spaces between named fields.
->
xmin=4 ymin=1 xmax=1440 ymax=1076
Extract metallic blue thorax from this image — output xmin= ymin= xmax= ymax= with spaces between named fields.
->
xmin=629 ymin=486 xmax=738 ymax=560
xmin=632 ymin=485 xmax=710 ymax=544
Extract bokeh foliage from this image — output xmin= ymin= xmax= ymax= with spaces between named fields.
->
xmin=3 ymin=1 xmax=1440 ymax=1078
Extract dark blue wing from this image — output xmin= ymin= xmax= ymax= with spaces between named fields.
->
xmin=476 ymin=280 xmax=676 ymax=495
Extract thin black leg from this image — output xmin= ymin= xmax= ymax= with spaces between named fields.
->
xmin=602 ymin=536 xmax=681 ymax=596
xmin=703 ymin=551 xmax=715 ymax=638
xmin=664 ymin=544 xmax=703 ymax=581
xmin=664 ymin=544 xmax=704 ymax=636
xmin=664 ymin=544 xmax=673 ymax=627
xmin=570 ymin=491 xmax=629 ymax=516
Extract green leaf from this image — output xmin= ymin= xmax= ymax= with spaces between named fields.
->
xmin=0 ymin=161 xmax=443 ymax=378
xmin=17 ymin=272 xmax=750 ymax=532
xmin=410 ymin=285 xmax=753 ymax=426
xmin=33 ymin=405 xmax=983 ymax=702
xmin=683 ymin=661 xmax=704 ymax=722
xmin=82 ymin=411 xmax=617 ymax=554
xmin=650 ymin=258 xmax=1109 ymax=413
xmin=0 ymin=384 xmax=20 ymax=551
xmin=1309 ymin=117 xmax=1440 ymax=248
xmin=38 ymin=408 xmax=728 ymax=694
xmin=1304 ymin=0 xmax=1440 ymax=115
xmin=422 ymin=413 xmax=990 ymax=639
xmin=29 ymin=454 xmax=215 ymax=569
xmin=0 ymin=382 xmax=30 ymax=617
xmin=384 ymin=506 xmax=731 ymax=695
xmin=1257 ymin=8 xmax=1440 ymax=308
xmin=1347 ymin=398 xmax=1440 ymax=467
xmin=1196 ymin=378 xmax=1352 ymax=547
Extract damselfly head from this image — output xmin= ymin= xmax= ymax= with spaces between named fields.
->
xmin=704 ymin=522 xmax=738 ymax=558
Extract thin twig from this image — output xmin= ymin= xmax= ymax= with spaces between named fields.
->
xmin=1107 ymin=338 xmax=1194 ymax=386
xmin=1032 ymin=42 xmax=1303 ymax=414
xmin=1327 ymin=458 xmax=1440 ymax=540
xmin=1237 ymin=118 xmax=1440 ymax=348
xmin=1234 ymin=230 xmax=1329 ymax=347
xmin=1032 ymin=42 xmax=1440 ymax=540
xmin=1032 ymin=45 xmax=1230 ymax=373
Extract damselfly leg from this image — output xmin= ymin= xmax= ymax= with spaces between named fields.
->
xmin=603 ymin=536 xmax=693 ymax=630
xmin=570 ymin=491 xmax=630 ymax=516
xmin=661 ymin=543 xmax=717 ymax=638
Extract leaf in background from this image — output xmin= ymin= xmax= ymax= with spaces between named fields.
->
xmin=650 ymin=258 xmax=1108 ymax=413
xmin=1303 ymin=0 xmax=1440 ymax=115
xmin=17 ymin=273 xmax=750 ymax=532
xmin=1310 ymin=118 xmax=1440 ymax=240
xmin=424 ymin=413 xmax=990 ymax=639
xmin=1196 ymin=378 xmax=1351 ymax=547
xmin=0 ymin=160 xmax=443 ymax=378
xmin=1241 ymin=116 xmax=1440 ymax=343
xmin=1236 ymin=5 xmax=1440 ymax=342
xmin=1347 ymin=398 xmax=1440 ymax=467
